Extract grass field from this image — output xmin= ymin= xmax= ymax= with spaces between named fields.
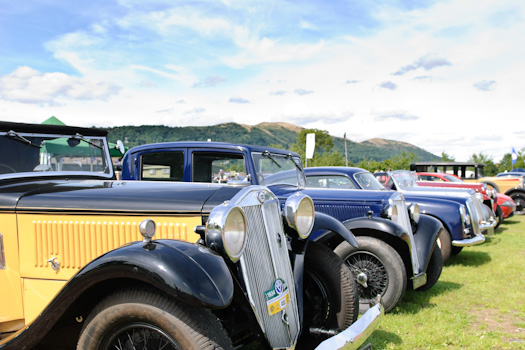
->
xmin=364 ymin=214 xmax=525 ymax=349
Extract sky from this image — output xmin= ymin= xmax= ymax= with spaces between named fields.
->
xmin=1 ymin=0 xmax=524 ymax=162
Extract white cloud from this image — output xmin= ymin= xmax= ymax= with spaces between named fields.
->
xmin=0 ymin=66 xmax=121 ymax=105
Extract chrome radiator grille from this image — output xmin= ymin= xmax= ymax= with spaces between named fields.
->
xmin=389 ymin=192 xmax=412 ymax=235
xmin=466 ymin=198 xmax=481 ymax=235
xmin=238 ymin=190 xmax=300 ymax=349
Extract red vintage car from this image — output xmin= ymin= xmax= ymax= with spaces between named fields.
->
xmin=417 ymin=172 xmax=515 ymax=227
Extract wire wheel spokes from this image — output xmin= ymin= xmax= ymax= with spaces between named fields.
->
xmin=347 ymin=251 xmax=388 ymax=302
xmin=106 ymin=323 xmax=182 ymax=350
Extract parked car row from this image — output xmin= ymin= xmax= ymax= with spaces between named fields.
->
xmin=3 ymin=121 xmax=515 ymax=349
xmin=0 ymin=121 xmax=383 ymax=350
xmin=410 ymin=161 xmax=525 ymax=215
xmin=121 ymin=141 xmax=444 ymax=314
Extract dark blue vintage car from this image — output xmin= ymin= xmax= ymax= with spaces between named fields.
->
xmin=0 ymin=122 xmax=383 ymax=350
xmin=304 ymin=167 xmax=492 ymax=261
xmin=122 ymin=141 xmax=444 ymax=313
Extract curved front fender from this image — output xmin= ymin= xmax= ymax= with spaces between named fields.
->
xmin=344 ymin=216 xmax=407 ymax=239
xmin=0 ymin=240 xmax=233 ymax=350
xmin=310 ymin=212 xmax=358 ymax=247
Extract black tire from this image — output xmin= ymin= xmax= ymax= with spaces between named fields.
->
xmin=494 ymin=205 xmax=503 ymax=229
xmin=437 ymin=228 xmax=452 ymax=262
xmin=300 ymin=241 xmax=358 ymax=347
xmin=334 ymin=236 xmax=407 ymax=313
xmin=451 ymin=246 xmax=463 ymax=256
xmin=416 ymin=245 xmax=443 ymax=292
xmin=77 ymin=288 xmax=233 ymax=350
xmin=511 ymin=193 xmax=525 ymax=215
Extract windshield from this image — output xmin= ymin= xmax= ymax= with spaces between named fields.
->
xmin=0 ymin=131 xmax=112 ymax=178
xmin=391 ymin=170 xmax=418 ymax=190
xmin=251 ymin=152 xmax=305 ymax=186
xmin=443 ymin=174 xmax=463 ymax=182
xmin=354 ymin=172 xmax=386 ymax=190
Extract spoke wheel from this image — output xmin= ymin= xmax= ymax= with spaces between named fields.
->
xmin=347 ymin=251 xmax=388 ymax=303
xmin=104 ymin=323 xmax=181 ymax=350
xmin=335 ymin=236 xmax=407 ymax=313
xmin=512 ymin=194 xmax=525 ymax=215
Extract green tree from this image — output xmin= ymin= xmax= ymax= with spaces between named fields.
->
xmin=391 ymin=152 xmax=417 ymax=170
xmin=441 ymin=151 xmax=455 ymax=161
xmin=468 ymin=153 xmax=498 ymax=176
xmin=291 ymin=128 xmax=344 ymax=167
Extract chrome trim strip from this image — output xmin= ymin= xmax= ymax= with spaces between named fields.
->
xmin=315 ymin=300 xmax=384 ymax=350
xmin=0 ymin=234 xmax=5 ymax=269
xmin=452 ymin=233 xmax=485 ymax=247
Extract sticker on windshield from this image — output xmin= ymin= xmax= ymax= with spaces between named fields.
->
xmin=264 ymin=278 xmax=290 ymax=316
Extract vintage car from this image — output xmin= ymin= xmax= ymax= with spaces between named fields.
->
xmin=0 ymin=121 xmax=383 ymax=350
xmin=304 ymin=167 xmax=490 ymax=262
xmin=121 ymin=142 xmax=444 ymax=313
xmin=416 ymin=172 xmax=515 ymax=227
xmin=376 ymin=170 xmax=496 ymax=233
xmin=410 ymin=161 xmax=525 ymax=214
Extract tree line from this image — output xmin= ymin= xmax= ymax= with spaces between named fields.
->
xmin=287 ymin=128 xmax=524 ymax=176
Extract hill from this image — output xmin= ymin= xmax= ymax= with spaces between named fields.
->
xmin=104 ymin=122 xmax=440 ymax=163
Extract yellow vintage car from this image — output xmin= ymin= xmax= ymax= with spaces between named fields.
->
xmin=0 ymin=121 xmax=382 ymax=350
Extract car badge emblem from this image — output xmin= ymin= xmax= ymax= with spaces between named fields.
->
xmin=257 ymin=191 xmax=266 ymax=203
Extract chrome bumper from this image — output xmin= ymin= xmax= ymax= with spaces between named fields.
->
xmin=315 ymin=300 xmax=384 ymax=350
xmin=452 ymin=233 xmax=485 ymax=247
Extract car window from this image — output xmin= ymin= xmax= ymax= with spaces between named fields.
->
xmin=192 ymin=152 xmax=247 ymax=183
xmin=306 ymin=175 xmax=357 ymax=189
xmin=354 ymin=172 xmax=385 ymax=190
xmin=0 ymin=132 xmax=111 ymax=177
xmin=141 ymin=151 xmax=184 ymax=181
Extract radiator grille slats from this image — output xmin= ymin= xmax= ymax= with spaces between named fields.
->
xmin=240 ymin=198 xmax=300 ymax=349
xmin=31 ymin=220 xmax=191 ymax=270
xmin=313 ymin=204 xmax=369 ymax=222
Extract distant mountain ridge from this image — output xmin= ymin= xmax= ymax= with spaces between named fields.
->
xmin=104 ymin=122 xmax=440 ymax=163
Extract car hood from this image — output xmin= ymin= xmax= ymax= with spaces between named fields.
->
xmin=1 ymin=179 xmax=241 ymax=214
xmin=268 ymin=184 xmax=394 ymax=204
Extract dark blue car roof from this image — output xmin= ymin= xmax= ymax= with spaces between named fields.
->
xmin=127 ymin=141 xmax=300 ymax=157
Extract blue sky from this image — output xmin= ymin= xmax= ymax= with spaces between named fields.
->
xmin=1 ymin=0 xmax=524 ymax=162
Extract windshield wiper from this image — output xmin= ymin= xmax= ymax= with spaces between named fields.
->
xmin=262 ymin=150 xmax=281 ymax=168
xmin=285 ymin=154 xmax=303 ymax=171
xmin=6 ymin=130 xmax=42 ymax=148
xmin=71 ymin=133 xmax=103 ymax=149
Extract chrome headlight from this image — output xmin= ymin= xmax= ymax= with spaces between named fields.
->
xmin=386 ymin=204 xmax=398 ymax=222
xmin=284 ymin=193 xmax=314 ymax=239
xmin=206 ymin=205 xmax=247 ymax=262
xmin=408 ymin=203 xmax=420 ymax=223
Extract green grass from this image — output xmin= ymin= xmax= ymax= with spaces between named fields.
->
xmin=365 ymin=214 xmax=525 ymax=350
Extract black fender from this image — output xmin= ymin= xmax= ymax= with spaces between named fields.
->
xmin=504 ymin=187 xmax=525 ymax=197
xmin=343 ymin=216 xmax=407 ymax=239
xmin=412 ymin=214 xmax=443 ymax=271
xmin=310 ymin=211 xmax=358 ymax=247
xmin=0 ymin=240 xmax=233 ymax=350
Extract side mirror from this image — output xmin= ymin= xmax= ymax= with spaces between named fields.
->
xmin=116 ymin=140 xmax=125 ymax=154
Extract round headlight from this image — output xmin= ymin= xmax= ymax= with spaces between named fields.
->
xmin=387 ymin=204 xmax=398 ymax=222
xmin=409 ymin=203 xmax=420 ymax=223
xmin=223 ymin=207 xmax=247 ymax=260
xmin=206 ymin=205 xmax=247 ymax=262
xmin=285 ymin=193 xmax=314 ymax=239
xmin=139 ymin=219 xmax=156 ymax=241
